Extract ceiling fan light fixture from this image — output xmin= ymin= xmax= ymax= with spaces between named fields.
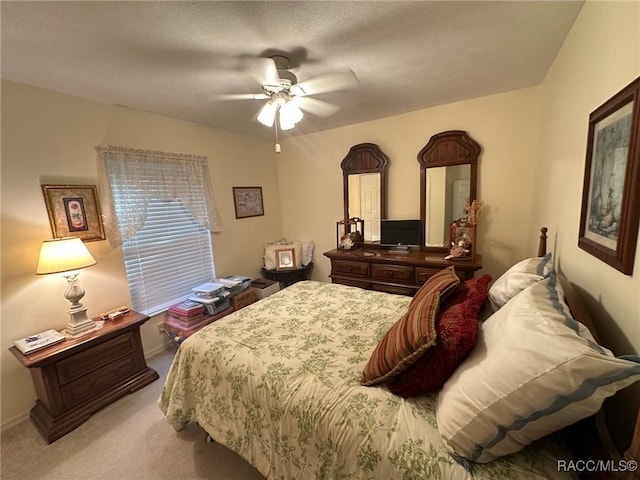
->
xmin=279 ymin=99 xmax=303 ymax=130
xmin=257 ymin=101 xmax=277 ymax=127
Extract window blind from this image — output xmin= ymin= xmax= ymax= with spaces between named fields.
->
xmin=121 ymin=198 xmax=215 ymax=315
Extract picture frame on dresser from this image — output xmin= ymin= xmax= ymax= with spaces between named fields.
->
xmin=41 ymin=185 xmax=105 ymax=242
xmin=578 ymin=76 xmax=640 ymax=275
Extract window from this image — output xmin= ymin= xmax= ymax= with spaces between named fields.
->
xmin=97 ymin=146 xmax=221 ymax=315
xmin=121 ymin=199 xmax=215 ymax=314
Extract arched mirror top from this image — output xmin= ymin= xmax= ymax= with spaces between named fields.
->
xmin=342 ymin=143 xmax=389 ymax=242
xmin=418 ymin=130 xmax=482 ymax=251
xmin=341 ymin=143 xmax=390 ymax=176
xmin=417 ymin=130 xmax=481 ymax=168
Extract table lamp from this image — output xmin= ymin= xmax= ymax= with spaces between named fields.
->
xmin=36 ymin=237 xmax=97 ymax=335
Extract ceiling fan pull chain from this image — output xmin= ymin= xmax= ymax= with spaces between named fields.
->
xmin=274 ymin=119 xmax=281 ymax=154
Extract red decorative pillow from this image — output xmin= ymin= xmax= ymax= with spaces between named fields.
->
xmin=361 ymin=267 xmax=461 ymax=387
xmin=441 ymin=274 xmax=492 ymax=312
xmin=388 ymin=274 xmax=491 ymax=397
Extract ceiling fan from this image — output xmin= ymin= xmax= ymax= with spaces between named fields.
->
xmin=213 ymin=54 xmax=359 ymax=133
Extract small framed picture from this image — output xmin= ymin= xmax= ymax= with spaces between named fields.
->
xmin=41 ymin=185 xmax=105 ymax=242
xmin=233 ymin=186 xmax=264 ymax=219
xmin=275 ymin=247 xmax=296 ymax=270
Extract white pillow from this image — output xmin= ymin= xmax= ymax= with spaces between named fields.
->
xmin=436 ymin=273 xmax=640 ymax=463
xmin=263 ymin=240 xmax=313 ymax=269
xmin=488 ymin=252 xmax=553 ymax=309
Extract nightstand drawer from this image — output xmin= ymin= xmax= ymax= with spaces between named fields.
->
xmin=56 ymin=332 xmax=135 ymax=385
xmin=61 ymin=355 xmax=138 ymax=409
xmin=371 ymin=264 xmax=413 ymax=283
xmin=332 ymin=260 xmax=370 ymax=277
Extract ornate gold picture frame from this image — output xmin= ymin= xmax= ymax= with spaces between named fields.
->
xmin=42 ymin=185 xmax=105 ymax=242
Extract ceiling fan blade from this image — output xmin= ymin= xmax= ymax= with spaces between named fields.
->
xmin=295 ymin=69 xmax=359 ymax=95
xmin=244 ymin=57 xmax=279 ymax=86
xmin=297 ymin=97 xmax=341 ymax=117
xmin=205 ymin=93 xmax=270 ymax=101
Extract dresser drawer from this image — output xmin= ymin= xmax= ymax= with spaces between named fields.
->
xmin=332 ymin=260 xmax=370 ymax=277
xmin=61 ymin=355 xmax=138 ymax=409
xmin=371 ymin=264 xmax=414 ymax=283
xmin=56 ymin=332 xmax=135 ymax=385
xmin=372 ymin=283 xmax=415 ymax=296
xmin=415 ymin=266 xmax=449 ymax=284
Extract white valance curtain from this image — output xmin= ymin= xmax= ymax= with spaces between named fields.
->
xmin=96 ymin=145 xmax=221 ymax=247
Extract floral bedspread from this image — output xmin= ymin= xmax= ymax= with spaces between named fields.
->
xmin=159 ymin=281 xmax=574 ymax=480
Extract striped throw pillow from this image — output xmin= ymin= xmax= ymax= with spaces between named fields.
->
xmin=361 ymin=267 xmax=460 ymax=386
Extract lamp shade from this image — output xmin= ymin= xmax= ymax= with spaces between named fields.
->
xmin=36 ymin=238 xmax=96 ymax=275
xmin=257 ymin=101 xmax=277 ymax=127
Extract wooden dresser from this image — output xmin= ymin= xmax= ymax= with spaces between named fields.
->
xmin=9 ymin=311 xmax=158 ymax=443
xmin=324 ymin=248 xmax=482 ymax=296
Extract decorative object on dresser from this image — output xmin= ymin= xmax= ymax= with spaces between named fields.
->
xmin=445 ymin=199 xmax=484 ymax=261
xmin=36 ymin=237 xmax=98 ymax=336
xmin=341 ymin=143 xmax=389 ymax=243
xmin=41 ymin=184 xmax=105 ymax=242
xmin=418 ymin=130 xmax=481 ymax=253
xmin=578 ymin=75 xmax=640 ymax=275
xmin=9 ymin=310 xmax=158 ymax=443
xmin=336 ymin=217 xmax=364 ymax=250
xmin=323 ymin=248 xmax=482 ymax=296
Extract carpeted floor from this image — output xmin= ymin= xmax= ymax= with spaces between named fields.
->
xmin=0 ymin=348 xmax=265 ymax=480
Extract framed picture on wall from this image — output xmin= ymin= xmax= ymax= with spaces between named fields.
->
xmin=41 ymin=185 xmax=105 ymax=242
xmin=578 ymin=76 xmax=640 ymax=275
xmin=232 ymin=186 xmax=264 ymax=219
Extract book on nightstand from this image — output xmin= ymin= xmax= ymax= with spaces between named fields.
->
xmin=13 ymin=329 xmax=66 ymax=355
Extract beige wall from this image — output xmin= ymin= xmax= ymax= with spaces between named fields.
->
xmin=1 ymin=80 xmax=280 ymax=427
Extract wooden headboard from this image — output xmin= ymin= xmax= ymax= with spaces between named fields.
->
xmin=537 ymin=228 xmax=639 ymax=479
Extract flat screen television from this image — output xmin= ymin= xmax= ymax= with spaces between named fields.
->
xmin=380 ymin=219 xmax=421 ymax=251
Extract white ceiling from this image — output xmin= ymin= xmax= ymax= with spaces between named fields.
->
xmin=1 ymin=1 xmax=583 ymax=139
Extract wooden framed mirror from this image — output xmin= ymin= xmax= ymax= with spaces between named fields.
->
xmin=341 ymin=143 xmax=389 ymax=243
xmin=417 ymin=131 xmax=481 ymax=252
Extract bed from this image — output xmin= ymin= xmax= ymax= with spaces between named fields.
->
xmin=159 ymin=230 xmax=640 ymax=479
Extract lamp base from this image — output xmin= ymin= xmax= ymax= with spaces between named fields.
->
xmin=66 ymin=306 xmax=97 ymax=336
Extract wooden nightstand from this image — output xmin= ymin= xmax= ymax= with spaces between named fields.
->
xmin=9 ymin=310 xmax=159 ymax=443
